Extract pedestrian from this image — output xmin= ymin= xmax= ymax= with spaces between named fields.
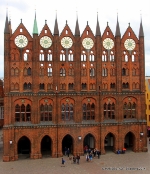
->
xmin=61 ymin=158 xmax=65 ymax=167
xmin=97 ymin=150 xmax=101 ymax=159
xmin=73 ymin=156 xmax=76 ymax=164
xmin=86 ymin=153 xmax=89 ymax=162
xmin=76 ymin=154 xmax=80 ymax=164
xmin=89 ymin=153 xmax=92 ymax=161
xmin=64 ymin=147 xmax=67 ymax=156
xmin=67 ymin=148 xmax=70 ymax=157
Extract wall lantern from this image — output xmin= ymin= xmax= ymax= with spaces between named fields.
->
xmin=9 ymin=140 xmax=12 ymax=144
xmin=140 ymin=132 xmax=144 ymax=136
xmin=78 ymin=136 xmax=82 ymax=140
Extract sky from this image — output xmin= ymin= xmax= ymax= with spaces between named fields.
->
xmin=0 ymin=0 xmax=150 ymax=78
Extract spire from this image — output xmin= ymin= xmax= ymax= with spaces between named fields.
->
xmin=33 ymin=11 xmax=38 ymax=34
xmin=54 ymin=12 xmax=59 ymax=35
xmin=4 ymin=9 xmax=10 ymax=34
xmin=115 ymin=14 xmax=121 ymax=37
xmin=75 ymin=13 xmax=80 ymax=36
xmin=139 ymin=19 xmax=144 ymax=37
xmin=95 ymin=13 xmax=101 ymax=36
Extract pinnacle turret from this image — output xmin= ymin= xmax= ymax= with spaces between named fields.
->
xmin=33 ymin=11 xmax=38 ymax=34
xmin=95 ymin=13 xmax=101 ymax=36
xmin=115 ymin=15 xmax=121 ymax=37
xmin=54 ymin=13 xmax=59 ymax=35
xmin=4 ymin=10 xmax=10 ymax=34
xmin=139 ymin=19 xmax=144 ymax=37
xmin=75 ymin=16 xmax=80 ymax=36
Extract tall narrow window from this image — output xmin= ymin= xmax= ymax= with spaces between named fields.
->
xmin=82 ymin=103 xmax=95 ymax=120
xmin=61 ymin=103 xmax=74 ymax=121
xmin=40 ymin=104 xmax=52 ymax=121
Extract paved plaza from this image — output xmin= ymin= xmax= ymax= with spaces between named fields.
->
xmin=0 ymin=128 xmax=150 ymax=174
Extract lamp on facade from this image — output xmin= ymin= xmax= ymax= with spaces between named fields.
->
xmin=78 ymin=136 xmax=82 ymax=140
xmin=140 ymin=132 xmax=144 ymax=136
xmin=9 ymin=140 xmax=12 ymax=144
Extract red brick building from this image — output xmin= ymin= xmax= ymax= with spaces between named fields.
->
xmin=3 ymin=11 xmax=147 ymax=162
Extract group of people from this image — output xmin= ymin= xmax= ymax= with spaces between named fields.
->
xmin=116 ymin=148 xmax=126 ymax=154
xmin=62 ymin=146 xmax=101 ymax=166
xmin=84 ymin=146 xmax=101 ymax=161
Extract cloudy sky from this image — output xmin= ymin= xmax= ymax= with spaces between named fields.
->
xmin=0 ymin=0 xmax=150 ymax=78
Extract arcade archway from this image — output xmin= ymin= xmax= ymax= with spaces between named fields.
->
xmin=124 ymin=132 xmax=135 ymax=151
xmin=17 ymin=136 xmax=31 ymax=159
xmin=83 ymin=133 xmax=95 ymax=150
xmin=104 ymin=133 xmax=115 ymax=153
xmin=41 ymin=135 xmax=52 ymax=157
xmin=62 ymin=134 xmax=73 ymax=155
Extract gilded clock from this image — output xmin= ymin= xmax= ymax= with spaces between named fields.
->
xmin=40 ymin=36 xmax=52 ymax=48
xmin=82 ymin=38 xmax=94 ymax=49
xmin=103 ymin=38 xmax=114 ymax=50
xmin=14 ymin=35 xmax=28 ymax=48
xmin=61 ymin=37 xmax=73 ymax=49
xmin=124 ymin=39 xmax=136 ymax=51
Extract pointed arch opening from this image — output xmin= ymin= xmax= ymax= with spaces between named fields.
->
xmin=62 ymin=134 xmax=73 ymax=155
xmin=17 ymin=136 xmax=31 ymax=159
xmin=104 ymin=133 xmax=115 ymax=153
xmin=124 ymin=132 xmax=135 ymax=152
xmin=41 ymin=135 xmax=52 ymax=157
xmin=83 ymin=133 xmax=95 ymax=151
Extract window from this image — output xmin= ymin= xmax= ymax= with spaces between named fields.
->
xmin=110 ymin=51 xmax=114 ymax=61
xmin=123 ymin=102 xmax=136 ymax=118
xmin=89 ymin=83 xmax=95 ymax=90
xmin=40 ymin=104 xmax=52 ymax=121
xmin=110 ymin=83 xmax=115 ymax=89
xmin=15 ymin=104 xmax=31 ymax=122
xmin=47 ymin=83 xmax=53 ymax=90
xmin=81 ymin=51 xmax=86 ymax=61
xmin=68 ymin=50 xmax=73 ymax=61
xmin=89 ymin=54 xmax=94 ymax=61
xmin=102 ymin=68 xmax=107 ymax=76
xmin=47 ymin=68 xmax=52 ymax=76
xmin=60 ymin=68 xmax=66 ymax=76
xmin=40 ymin=68 xmax=44 ymax=76
xmin=61 ymin=103 xmax=73 ymax=121
xmin=82 ymin=83 xmax=87 ymax=90
xmin=68 ymin=68 xmax=74 ymax=76
xmin=60 ymin=83 xmax=66 ymax=90
xmin=23 ymin=83 xmax=32 ymax=90
xmin=68 ymin=83 xmax=74 ymax=90
xmin=83 ymin=103 xmax=95 ymax=120
xmin=90 ymin=68 xmax=95 ymax=77
xmin=102 ymin=51 xmax=107 ymax=61
xmin=39 ymin=83 xmax=45 ymax=90
xmin=122 ymin=83 xmax=129 ymax=89
xmin=47 ymin=53 xmax=52 ymax=61
xmin=60 ymin=50 xmax=65 ymax=61
xmin=103 ymin=103 xmax=115 ymax=119
xmin=81 ymin=68 xmax=87 ymax=76
xmin=24 ymin=68 xmax=31 ymax=76
xmin=39 ymin=53 xmax=44 ymax=61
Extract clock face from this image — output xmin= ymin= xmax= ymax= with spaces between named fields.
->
xmin=14 ymin=35 xmax=28 ymax=48
xmin=61 ymin=37 xmax=73 ymax=49
xmin=82 ymin=38 xmax=94 ymax=49
xmin=40 ymin=36 xmax=52 ymax=48
xmin=124 ymin=39 xmax=136 ymax=51
xmin=103 ymin=38 xmax=114 ymax=50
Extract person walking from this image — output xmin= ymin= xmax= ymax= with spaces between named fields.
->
xmin=61 ymin=158 xmax=65 ymax=167
xmin=67 ymin=148 xmax=70 ymax=157
xmin=76 ymin=154 xmax=80 ymax=164
xmin=97 ymin=150 xmax=101 ymax=159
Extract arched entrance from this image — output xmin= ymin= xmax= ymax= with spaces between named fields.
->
xmin=62 ymin=134 xmax=73 ymax=155
xmin=18 ymin=136 xmax=31 ymax=159
xmin=41 ymin=135 xmax=52 ymax=157
xmin=104 ymin=133 xmax=115 ymax=153
xmin=84 ymin=133 xmax=95 ymax=150
xmin=124 ymin=132 xmax=135 ymax=151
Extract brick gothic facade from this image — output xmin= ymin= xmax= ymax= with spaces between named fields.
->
xmin=3 ymin=12 xmax=147 ymax=162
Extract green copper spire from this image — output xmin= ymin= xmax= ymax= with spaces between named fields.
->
xmin=33 ymin=11 xmax=38 ymax=34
